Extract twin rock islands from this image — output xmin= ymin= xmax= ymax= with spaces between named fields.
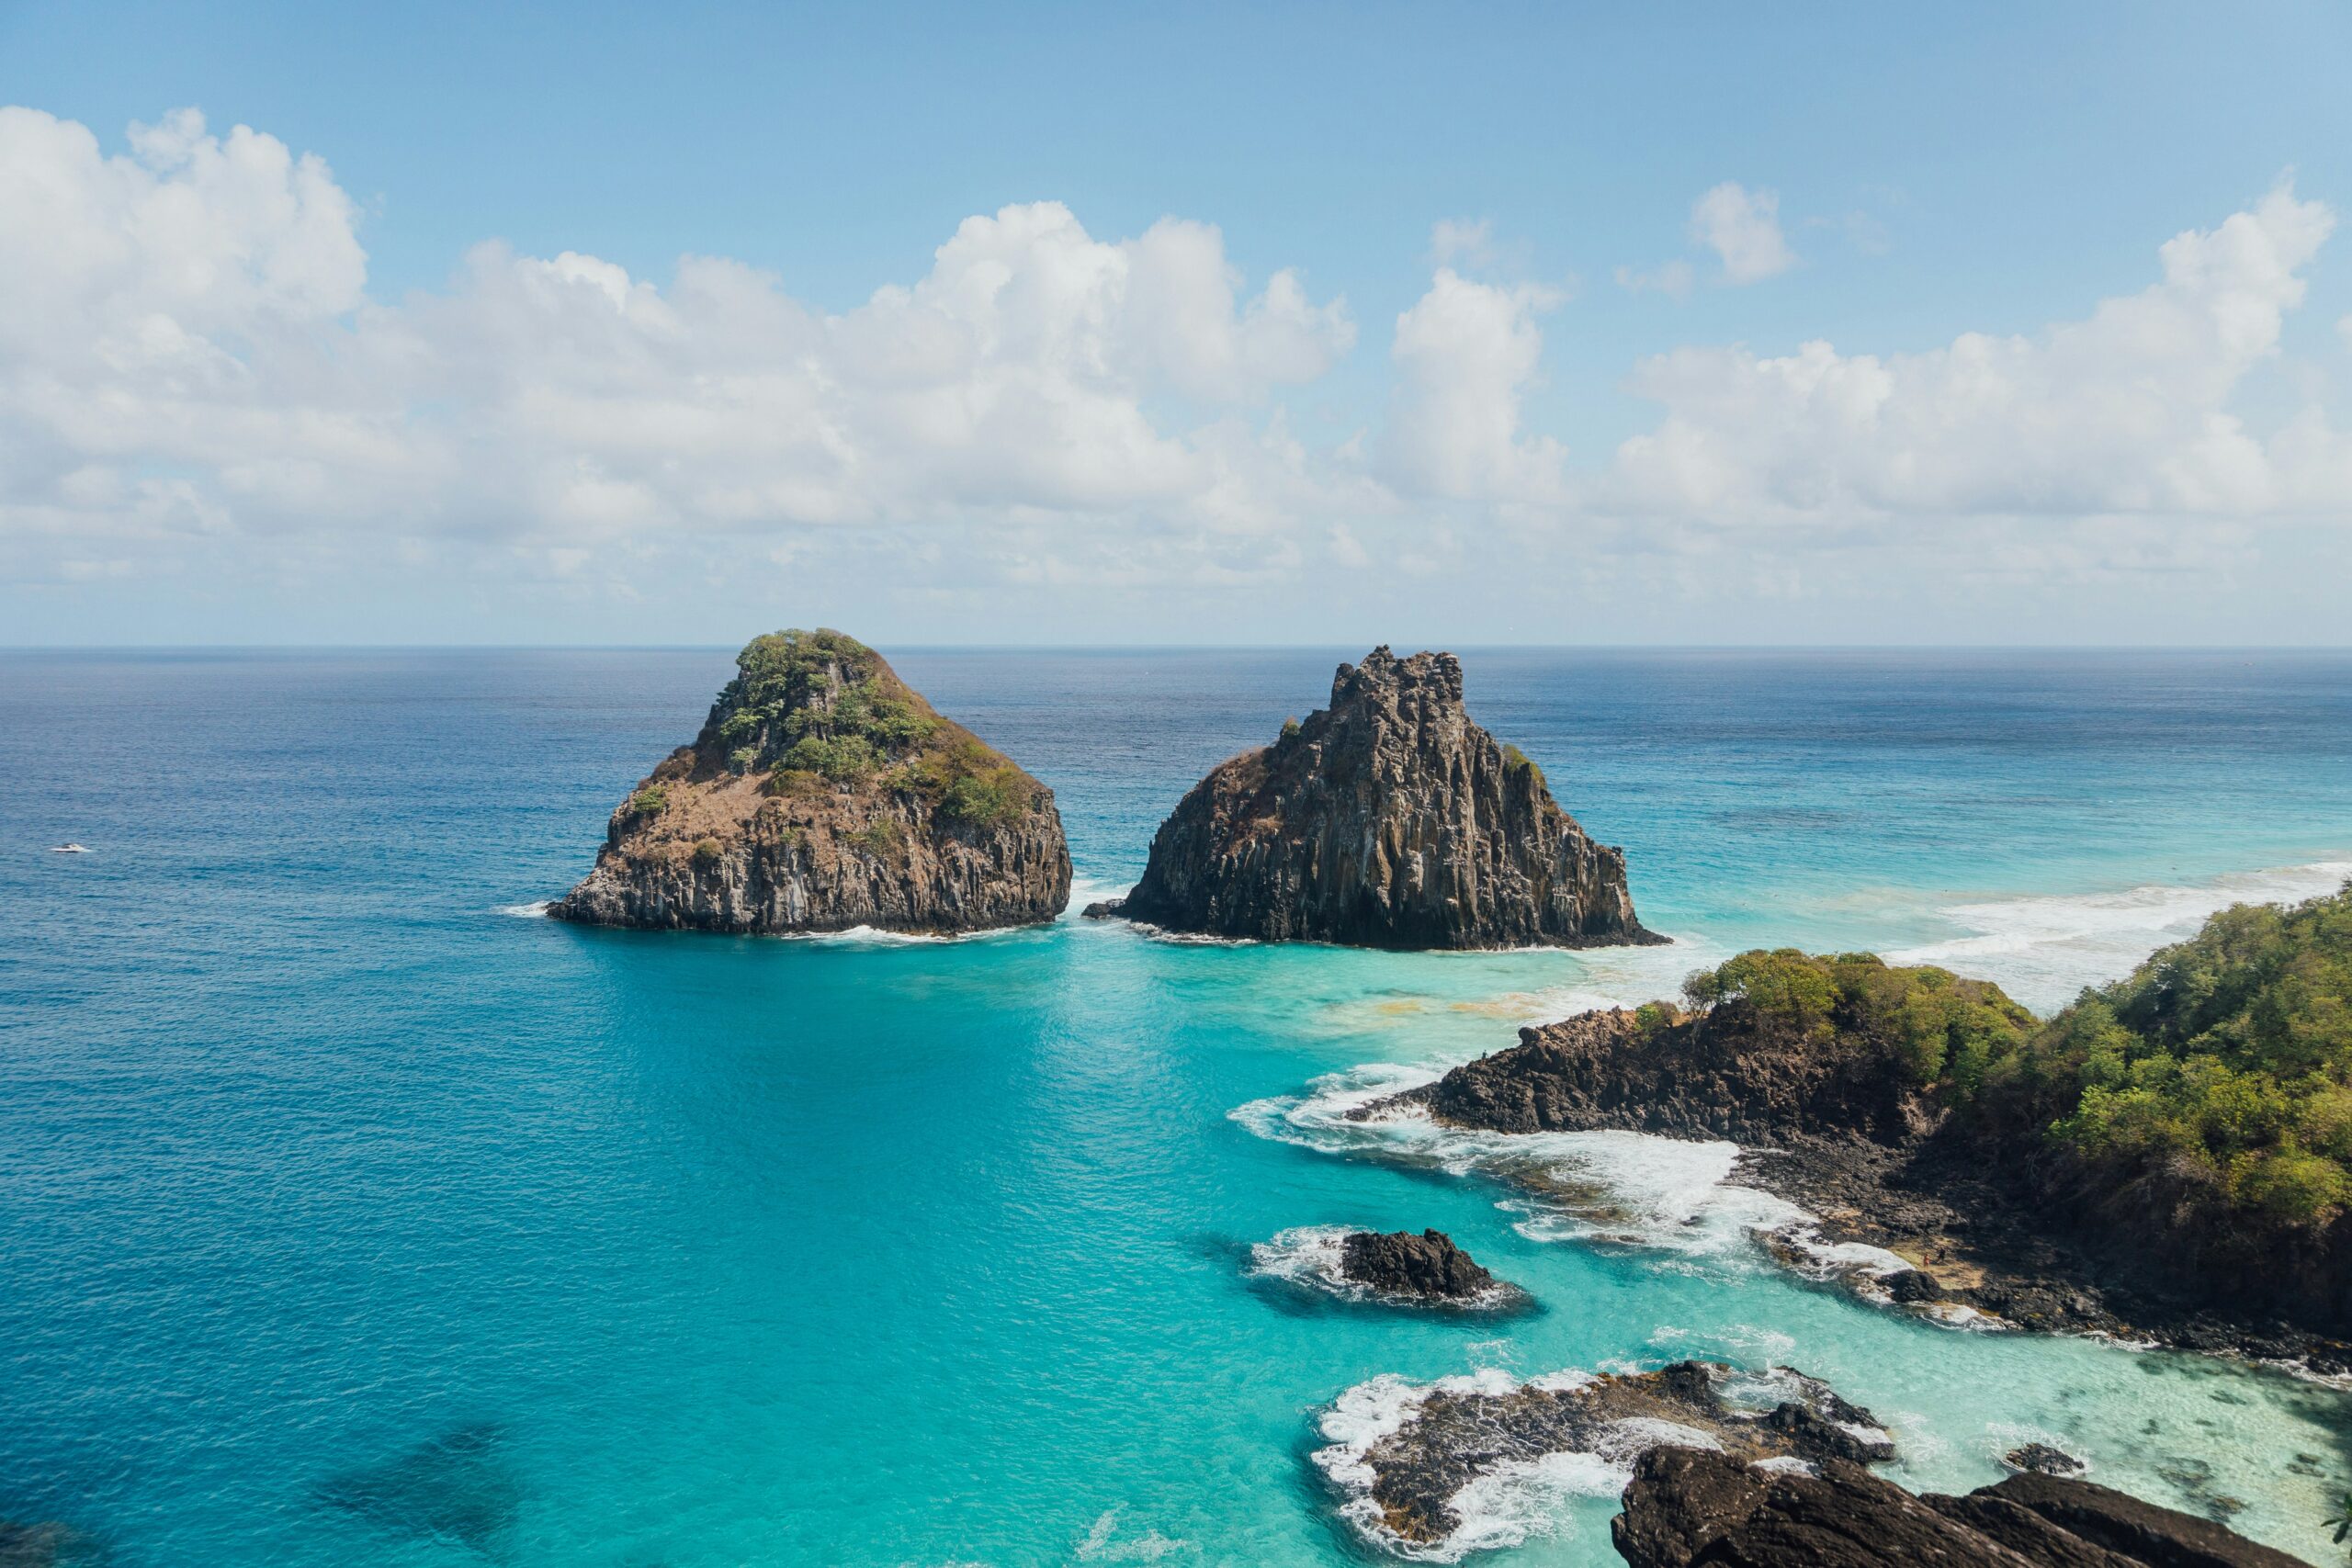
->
xmin=553 ymin=628 xmax=1655 ymax=949
xmin=550 ymin=630 xmax=2322 ymax=1568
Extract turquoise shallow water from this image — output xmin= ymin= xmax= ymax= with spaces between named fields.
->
xmin=4 ymin=648 xmax=2352 ymax=1565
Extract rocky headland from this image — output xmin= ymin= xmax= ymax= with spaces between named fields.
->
xmin=552 ymin=629 xmax=1069 ymax=935
xmin=1613 ymin=1447 xmax=2308 ymax=1568
xmin=1087 ymin=647 xmax=1659 ymax=949
xmin=1336 ymin=1228 xmax=1510 ymax=1304
xmin=1366 ymin=906 xmax=2352 ymax=1367
xmin=1324 ymin=1359 xmax=1894 ymax=1551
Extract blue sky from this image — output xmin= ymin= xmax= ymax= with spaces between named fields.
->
xmin=4 ymin=1 xmax=2350 ymax=643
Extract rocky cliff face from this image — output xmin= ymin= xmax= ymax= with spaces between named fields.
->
xmin=1614 ymin=1447 xmax=2306 ymax=1568
xmin=552 ymin=629 xmax=1069 ymax=935
xmin=1094 ymin=647 xmax=1657 ymax=949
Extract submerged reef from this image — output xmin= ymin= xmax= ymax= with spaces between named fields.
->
xmin=554 ymin=628 xmax=1069 ymax=935
xmin=1090 ymin=647 xmax=1657 ymax=949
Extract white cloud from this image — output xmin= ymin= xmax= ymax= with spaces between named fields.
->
xmin=0 ymin=107 xmax=1357 ymax=578
xmin=1380 ymin=269 xmax=1566 ymax=503
xmin=1608 ymin=180 xmax=2344 ymax=523
xmin=1690 ymin=181 xmax=1796 ymax=283
xmin=6 ymin=105 xmax=2352 ymax=638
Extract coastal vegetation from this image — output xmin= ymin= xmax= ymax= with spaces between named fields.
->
xmin=707 ymin=628 xmax=1037 ymax=824
xmin=1673 ymin=883 xmax=2352 ymax=1232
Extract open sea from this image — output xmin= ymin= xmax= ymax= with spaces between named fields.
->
xmin=5 ymin=647 xmax=2352 ymax=1567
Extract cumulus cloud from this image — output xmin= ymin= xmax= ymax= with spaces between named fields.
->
xmin=1607 ymin=180 xmax=2345 ymax=523
xmin=1381 ymin=269 xmax=1566 ymax=503
xmin=6 ymin=104 xmax=2352 ymax=634
xmin=0 ymin=107 xmax=1357 ymax=581
xmin=1690 ymin=181 xmax=1796 ymax=283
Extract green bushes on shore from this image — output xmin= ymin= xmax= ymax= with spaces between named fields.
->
xmin=1677 ymin=882 xmax=2352 ymax=1229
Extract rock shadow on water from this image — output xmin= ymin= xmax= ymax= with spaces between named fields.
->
xmin=316 ymin=1421 xmax=524 ymax=1558
xmin=0 ymin=1518 xmax=107 ymax=1568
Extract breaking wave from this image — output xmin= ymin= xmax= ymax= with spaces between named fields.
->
xmin=1888 ymin=857 xmax=2352 ymax=1010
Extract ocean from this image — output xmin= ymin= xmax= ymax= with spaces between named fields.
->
xmin=3 ymin=647 xmax=2350 ymax=1566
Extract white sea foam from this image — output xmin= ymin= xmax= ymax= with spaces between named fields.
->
xmin=1236 ymin=1066 xmax=2010 ymax=1330
xmin=1888 ymin=858 xmax=2352 ymax=1010
xmin=1313 ymin=1362 xmax=1871 ymax=1562
xmin=498 ymin=900 xmax=552 ymax=918
xmin=1236 ymin=1066 xmax=1804 ymax=1264
xmin=1059 ymin=873 xmax=1132 ymax=921
xmin=1247 ymin=1225 xmax=1364 ymax=1298
xmin=1071 ymin=1506 xmax=1190 ymax=1562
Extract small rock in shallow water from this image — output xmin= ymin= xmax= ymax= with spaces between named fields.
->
xmin=2005 ymin=1442 xmax=2087 ymax=1476
xmin=1335 ymin=1229 xmax=1506 ymax=1303
xmin=1882 ymin=1267 xmax=1943 ymax=1303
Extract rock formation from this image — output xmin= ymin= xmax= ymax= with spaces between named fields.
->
xmin=1343 ymin=1359 xmax=1893 ymax=1549
xmin=1613 ymin=1447 xmax=2306 ymax=1568
xmin=1090 ymin=647 xmax=1657 ymax=948
xmin=553 ymin=629 xmax=1069 ymax=935
xmin=1336 ymin=1229 xmax=1505 ymax=1303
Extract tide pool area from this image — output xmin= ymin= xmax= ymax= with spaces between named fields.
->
xmin=5 ymin=648 xmax=2352 ymax=1566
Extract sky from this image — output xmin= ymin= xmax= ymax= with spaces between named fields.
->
xmin=3 ymin=0 xmax=2351 ymax=646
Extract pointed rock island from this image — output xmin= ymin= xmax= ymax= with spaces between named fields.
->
xmin=1089 ymin=647 xmax=1658 ymax=949
xmin=552 ymin=629 xmax=1070 ymax=935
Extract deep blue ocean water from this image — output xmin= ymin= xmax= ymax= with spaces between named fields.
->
xmin=4 ymin=648 xmax=2351 ymax=1566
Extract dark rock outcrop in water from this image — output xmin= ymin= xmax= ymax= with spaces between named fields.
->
xmin=1614 ymin=1447 xmax=2308 ymax=1568
xmin=1336 ymin=1229 xmax=1501 ymax=1302
xmin=553 ymin=629 xmax=1069 ymax=935
xmin=1335 ymin=1359 xmax=1894 ymax=1550
xmin=1089 ymin=647 xmax=1657 ymax=948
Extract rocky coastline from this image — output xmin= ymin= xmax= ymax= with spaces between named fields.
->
xmin=1089 ymin=647 xmax=1659 ymax=949
xmin=1321 ymin=1359 xmax=1895 ymax=1552
xmin=1374 ymin=1000 xmax=2352 ymax=1371
xmin=552 ymin=629 xmax=1069 ymax=936
xmin=1614 ymin=1446 xmax=2307 ymax=1568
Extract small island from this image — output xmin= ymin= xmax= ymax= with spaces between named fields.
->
xmin=552 ymin=629 xmax=1070 ymax=936
xmin=1090 ymin=646 xmax=1659 ymax=949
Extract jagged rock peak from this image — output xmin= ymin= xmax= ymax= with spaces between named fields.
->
xmin=551 ymin=628 xmax=1070 ymax=935
xmin=1091 ymin=646 xmax=1659 ymax=949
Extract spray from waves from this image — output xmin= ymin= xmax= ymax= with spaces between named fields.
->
xmin=497 ymin=901 xmax=552 ymax=918
xmin=1059 ymin=873 xmax=1131 ymax=921
xmin=1888 ymin=857 xmax=2352 ymax=1011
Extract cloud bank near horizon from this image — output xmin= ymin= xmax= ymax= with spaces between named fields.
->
xmin=4 ymin=105 xmax=2349 ymax=637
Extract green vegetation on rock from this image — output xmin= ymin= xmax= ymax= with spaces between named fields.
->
xmin=626 ymin=784 xmax=668 ymax=817
xmin=682 ymin=628 xmax=1044 ymax=829
xmin=1679 ymin=883 xmax=2352 ymax=1229
xmin=1678 ymin=948 xmax=2032 ymax=1095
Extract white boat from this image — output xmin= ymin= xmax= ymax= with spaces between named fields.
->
xmin=51 ymin=842 xmax=89 ymax=854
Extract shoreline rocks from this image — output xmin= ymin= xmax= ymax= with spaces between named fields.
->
xmin=1321 ymin=1359 xmax=1894 ymax=1551
xmin=552 ymin=629 xmax=1069 ymax=936
xmin=1373 ymin=1000 xmax=2352 ymax=1371
xmin=1091 ymin=647 xmax=1659 ymax=949
xmin=1614 ymin=1447 xmax=2307 ymax=1568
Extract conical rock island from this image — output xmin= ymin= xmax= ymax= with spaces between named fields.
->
xmin=553 ymin=629 xmax=1070 ymax=934
xmin=1091 ymin=647 xmax=1657 ymax=948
